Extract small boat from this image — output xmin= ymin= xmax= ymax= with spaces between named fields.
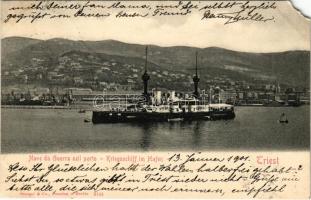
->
xmin=84 ymin=119 xmax=91 ymax=123
xmin=279 ymin=113 xmax=288 ymax=124
xmin=78 ymin=109 xmax=86 ymax=113
xmin=168 ymin=118 xmax=184 ymax=122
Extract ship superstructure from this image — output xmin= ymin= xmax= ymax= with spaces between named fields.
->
xmin=92 ymin=47 xmax=235 ymax=123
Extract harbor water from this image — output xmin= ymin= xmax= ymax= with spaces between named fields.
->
xmin=1 ymin=106 xmax=309 ymax=153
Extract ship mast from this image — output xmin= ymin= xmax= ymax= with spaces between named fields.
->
xmin=142 ymin=46 xmax=150 ymax=98
xmin=193 ymin=51 xmax=200 ymax=97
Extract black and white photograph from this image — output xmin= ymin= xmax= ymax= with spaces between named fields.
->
xmin=1 ymin=0 xmax=310 ymax=153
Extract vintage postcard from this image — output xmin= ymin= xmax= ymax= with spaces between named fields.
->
xmin=0 ymin=0 xmax=310 ymax=198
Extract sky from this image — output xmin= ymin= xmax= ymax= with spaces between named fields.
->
xmin=1 ymin=1 xmax=310 ymax=52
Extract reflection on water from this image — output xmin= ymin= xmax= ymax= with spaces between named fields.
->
xmin=1 ymin=106 xmax=310 ymax=153
xmin=136 ymin=121 xmax=204 ymax=151
xmin=140 ymin=123 xmax=152 ymax=150
xmin=192 ymin=121 xmax=203 ymax=150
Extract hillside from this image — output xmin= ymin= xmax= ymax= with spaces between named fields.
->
xmin=1 ymin=37 xmax=310 ymax=89
xmin=1 ymin=37 xmax=42 ymax=57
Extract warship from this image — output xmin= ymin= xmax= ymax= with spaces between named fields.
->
xmin=92 ymin=47 xmax=235 ymax=123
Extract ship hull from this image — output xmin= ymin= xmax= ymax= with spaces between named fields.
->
xmin=92 ymin=110 xmax=235 ymax=124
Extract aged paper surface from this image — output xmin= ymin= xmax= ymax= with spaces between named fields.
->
xmin=0 ymin=0 xmax=310 ymax=199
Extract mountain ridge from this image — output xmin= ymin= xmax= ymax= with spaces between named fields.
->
xmin=1 ymin=36 xmax=310 ymax=88
xmin=3 ymin=36 xmax=308 ymax=54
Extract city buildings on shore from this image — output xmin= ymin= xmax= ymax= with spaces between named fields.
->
xmin=1 ymin=83 xmax=309 ymax=107
xmin=1 ymin=49 xmax=309 ymax=107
